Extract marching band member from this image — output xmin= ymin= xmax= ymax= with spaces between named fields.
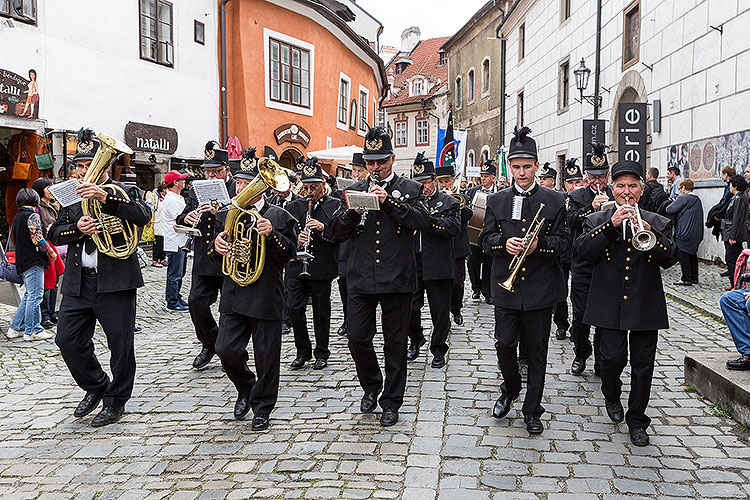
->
xmin=49 ymin=129 xmax=151 ymax=427
xmin=328 ymin=127 xmax=430 ymax=427
xmin=575 ymin=160 xmax=678 ymax=446
xmin=177 ymin=141 xmax=237 ymax=369
xmin=286 ymin=157 xmax=342 ymax=370
xmin=563 ymin=159 xmax=585 ymax=193
xmin=466 ymin=160 xmax=499 ymax=304
xmin=479 ymin=126 xmax=567 ymax=435
xmin=213 ymin=160 xmax=298 ymax=431
xmin=567 ymin=143 xmax=613 ymax=376
xmin=407 ymin=153 xmax=461 ymax=367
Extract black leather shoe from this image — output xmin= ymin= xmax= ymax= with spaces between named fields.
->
xmin=252 ymin=413 xmax=270 ymax=431
xmin=313 ymin=358 xmax=328 ymax=370
xmin=234 ymin=394 xmax=251 ymax=420
xmin=50 ymin=314 xmax=58 ymax=324
xmin=380 ymin=408 xmax=398 ymax=427
xmin=629 ymin=427 xmax=650 ymax=447
xmin=74 ymin=389 xmax=106 ymax=418
xmin=727 ymin=354 xmax=750 ymax=370
xmin=289 ymin=357 xmax=309 ymax=370
xmin=133 ymin=325 xmax=143 ymax=334
xmin=452 ymin=312 xmax=463 ymax=326
xmin=720 ymin=270 xmax=731 ymax=277
xmin=571 ymin=357 xmax=586 ymax=375
xmin=484 ymin=295 xmax=493 ymax=304
xmin=431 ymin=355 xmax=446 ymax=368
xmin=91 ymin=406 xmax=124 ymax=427
xmin=605 ymin=399 xmax=624 ymax=423
xmin=337 ymin=325 xmax=348 ymax=336
xmin=406 ymin=337 xmax=426 ymax=361
xmin=555 ymin=328 xmax=566 ymax=340
xmin=518 ymin=361 xmax=528 ymax=383
xmin=41 ymin=319 xmax=54 ymax=329
xmin=192 ymin=348 xmax=214 ymax=369
xmin=360 ymin=392 xmax=378 ymax=413
xmin=281 ymin=322 xmax=291 ymax=335
xmin=525 ymin=415 xmax=544 ymax=434
xmin=492 ymin=394 xmax=515 ymax=419
xmin=471 ymin=291 xmax=481 ymax=300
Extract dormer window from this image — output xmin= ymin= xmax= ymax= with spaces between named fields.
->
xmin=412 ymin=79 xmax=423 ymax=96
xmin=439 ymin=52 xmax=446 ymax=66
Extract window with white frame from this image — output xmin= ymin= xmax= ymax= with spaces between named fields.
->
xmin=455 ymin=77 xmax=462 ymax=108
xmin=359 ymin=87 xmax=369 ymax=133
xmin=482 ymin=59 xmax=490 ymax=94
xmin=338 ymin=74 xmax=351 ymax=129
xmin=269 ymin=37 xmax=311 ymax=108
xmin=468 ymin=69 xmax=475 ymax=101
xmin=140 ymin=0 xmax=174 ymax=66
xmin=2 ymin=0 xmax=36 ymax=24
xmin=395 ymin=120 xmax=407 ymax=147
xmin=481 ymin=148 xmax=490 ymax=165
xmin=416 ymin=118 xmax=429 ymax=146
xmin=378 ymin=109 xmax=385 ymax=127
xmin=468 ymin=150 xmax=475 ymax=167
xmin=412 ymin=79 xmax=423 ymax=96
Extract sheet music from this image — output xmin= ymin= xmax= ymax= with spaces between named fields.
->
xmin=192 ymin=179 xmax=231 ymax=206
xmin=48 ymin=179 xmax=83 ymax=208
xmin=511 ymin=196 xmax=523 ymax=221
xmin=345 ymin=191 xmax=380 ymax=211
xmin=336 ymin=177 xmax=355 ymax=190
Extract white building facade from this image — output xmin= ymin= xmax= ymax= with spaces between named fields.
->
xmin=499 ymin=0 xmax=750 ymax=261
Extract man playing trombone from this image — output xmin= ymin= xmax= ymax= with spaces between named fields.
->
xmin=478 ymin=126 xmax=567 ymax=435
xmin=575 ymin=160 xmax=677 ymax=447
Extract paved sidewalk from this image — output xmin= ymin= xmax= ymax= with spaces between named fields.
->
xmin=662 ymin=261 xmax=732 ymax=322
xmin=0 ymin=261 xmax=747 ymax=499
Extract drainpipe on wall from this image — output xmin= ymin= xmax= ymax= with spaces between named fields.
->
xmin=494 ymin=0 xmax=508 ymax=145
xmin=219 ymin=0 xmax=232 ymax=146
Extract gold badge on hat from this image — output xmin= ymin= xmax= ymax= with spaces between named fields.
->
xmin=78 ymin=141 xmax=93 ymax=153
xmin=205 ymin=149 xmax=216 ymax=161
xmin=240 ymin=157 xmax=255 ymax=170
xmin=366 ymin=138 xmax=383 ymax=151
xmin=303 ymin=163 xmax=317 ymax=176
xmin=591 ymin=154 xmax=606 ymax=167
xmin=413 ymin=163 xmax=425 ymax=175
xmin=567 ymin=166 xmax=578 ymax=175
xmin=541 ymin=166 xmax=549 ymax=176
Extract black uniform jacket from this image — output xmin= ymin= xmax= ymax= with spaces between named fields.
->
xmin=576 ymin=208 xmax=678 ymax=331
xmin=567 ymin=185 xmax=614 ymax=278
xmin=420 ymin=191 xmax=460 ymax=281
xmin=214 ymin=203 xmax=298 ymax=320
xmin=286 ymin=195 xmax=342 ymax=281
xmin=328 ymin=175 xmax=430 ymax=294
xmin=453 ymin=194 xmax=473 ymax=259
xmin=48 ymin=181 xmax=152 ymax=296
xmin=478 ymin=185 xmax=567 ymax=310
xmin=176 ymin=177 xmax=236 ymax=277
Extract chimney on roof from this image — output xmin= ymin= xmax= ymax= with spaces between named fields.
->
xmin=400 ymin=26 xmax=421 ymax=54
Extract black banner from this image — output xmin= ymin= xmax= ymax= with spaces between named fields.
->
xmin=618 ymin=102 xmax=647 ymax=166
xmin=582 ymin=119 xmax=605 ymax=167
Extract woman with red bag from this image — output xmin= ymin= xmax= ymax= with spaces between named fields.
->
xmin=32 ymin=178 xmax=63 ymax=328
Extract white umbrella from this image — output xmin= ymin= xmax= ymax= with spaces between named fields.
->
xmin=306 ymin=145 xmax=361 ymax=164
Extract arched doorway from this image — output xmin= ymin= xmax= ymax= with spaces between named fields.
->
xmin=279 ymin=147 xmax=302 ymax=171
xmin=609 ymin=70 xmax=650 ymax=168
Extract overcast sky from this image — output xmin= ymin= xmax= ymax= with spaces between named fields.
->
xmin=357 ymin=0 xmax=492 ymax=49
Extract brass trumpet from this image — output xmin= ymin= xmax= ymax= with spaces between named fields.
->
xmin=626 ymin=201 xmax=656 ymax=251
xmin=500 ymin=204 xmax=545 ymax=292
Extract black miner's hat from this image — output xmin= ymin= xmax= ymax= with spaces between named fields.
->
xmin=539 ymin=162 xmax=557 ymax=180
xmin=507 ymin=126 xmax=537 ymax=161
xmin=362 ymin=126 xmax=394 ymax=161
xmin=480 ymin=159 xmax=497 ymax=176
xmin=300 ymin=156 xmax=326 ymax=183
xmin=350 ymin=152 xmax=365 ymax=167
xmin=563 ymin=158 xmax=583 ymax=182
xmin=435 ymin=158 xmax=454 ymax=179
xmin=202 ymin=140 xmax=229 ymax=167
xmin=611 ymin=160 xmax=644 ymax=181
xmin=73 ymin=128 xmax=100 ymax=162
xmin=585 ymin=142 xmax=609 ymax=175
xmin=235 ymin=147 xmax=258 ymax=180
xmin=412 ymin=152 xmax=436 ymax=181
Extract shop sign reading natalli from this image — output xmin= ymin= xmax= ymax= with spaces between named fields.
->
xmin=125 ymin=121 xmax=178 ymax=155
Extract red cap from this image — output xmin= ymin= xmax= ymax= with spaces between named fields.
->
xmin=165 ymin=170 xmax=188 ymax=185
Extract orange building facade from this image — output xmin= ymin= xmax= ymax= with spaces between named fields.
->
xmin=224 ymin=0 xmax=387 ymax=172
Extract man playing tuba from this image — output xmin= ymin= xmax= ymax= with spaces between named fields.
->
xmin=49 ymin=128 xmax=151 ymax=427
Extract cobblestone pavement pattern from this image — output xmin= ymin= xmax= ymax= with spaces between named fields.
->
xmin=0 ymin=260 xmax=748 ymax=500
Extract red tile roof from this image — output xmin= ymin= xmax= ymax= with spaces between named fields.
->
xmin=382 ymin=36 xmax=449 ymax=108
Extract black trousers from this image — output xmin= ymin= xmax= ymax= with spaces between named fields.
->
xmin=450 ymin=257 xmax=466 ymax=315
xmin=348 ymin=292 xmax=411 ymax=410
xmin=338 ymin=260 xmax=348 ymax=321
xmin=55 ymin=273 xmax=136 ymax=408
xmin=215 ymin=312 xmax=281 ymax=415
xmin=678 ymin=250 xmax=699 ymax=283
xmin=494 ymin=306 xmax=552 ymax=417
xmin=289 ymin=277 xmax=333 ymax=361
xmin=409 ymin=278 xmax=452 ymax=356
xmin=282 ymin=263 xmax=292 ymax=325
xmin=571 ymin=275 xmax=601 ymax=368
xmin=188 ymin=274 xmax=223 ymax=351
xmin=553 ymin=267 xmax=570 ymax=331
xmin=599 ymin=328 xmax=658 ymax=430
xmin=468 ymin=245 xmax=492 ymax=297
xmin=41 ymin=285 xmax=58 ymax=321
xmin=152 ymin=235 xmax=165 ymax=262
xmin=725 ymin=241 xmax=742 ymax=287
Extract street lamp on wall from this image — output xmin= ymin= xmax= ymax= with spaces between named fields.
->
xmin=574 ymin=58 xmax=601 ymax=108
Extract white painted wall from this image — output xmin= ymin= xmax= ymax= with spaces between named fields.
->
xmin=0 ymin=0 xmax=219 ymax=161
xmin=342 ymin=0 xmax=382 ymax=48
xmin=500 ymin=0 xmax=750 ymax=262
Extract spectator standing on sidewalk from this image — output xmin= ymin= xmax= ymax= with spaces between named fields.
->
xmin=161 ymin=171 xmax=189 ymax=311
xmin=721 ymin=175 xmax=748 ymax=290
xmin=32 ymin=177 xmax=62 ymax=328
xmin=148 ymin=182 xmax=168 ymax=267
xmin=666 ymin=178 xmax=704 ymax=286
xmin=667 ymin=166 xmax=683 ymax=200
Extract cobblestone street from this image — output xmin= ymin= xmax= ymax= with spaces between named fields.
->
xmin=0 ymin=261 xmax=748 ymax=500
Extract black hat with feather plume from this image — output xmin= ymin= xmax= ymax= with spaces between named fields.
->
xmin=412 ymin=151 xmax=435 ymax=181
xmin=300 ymin=156 xmax=325 ymax=183
xmin=202 ymin=140 xmax=229 ymax=167
xmin=73 ymin=128 xmax=100 ymax=162
xmin=480 ymin=158 xmax=497 ymax=176
xmin=507 ymin=125 xmax=537 ymax=161
xmin=236 ymin=147 xmax=258 ymax=180
xmin=585 ymin=142 xmax=609 ymax=174
xmin=563 ymin=158 xmax=583 ymax=181
xmin=362 ymin=126 xmax=394 ymax=161
xmin=538 ymin=161 xmax=557 ymax=180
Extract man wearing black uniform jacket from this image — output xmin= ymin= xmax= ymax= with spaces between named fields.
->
xmin=286 ymin=157 xmax=342 ymax=370
xmin=177 ymin=141 xmax=237 ymax=369
xmin=336 ymin=153 xmax=369 ymax=337
xmin=567 ymin=143 xmax=614 ymax=376
xmin=575 ymin=160 xmax=678 ymax=446
xmin=328 ymin=127 xmax=430 ymax=427
xmin=407 ymin=153 xmax=461 ymax=368
xmin=213 ymin=160 xmax=298 ymax=431
xmin=436 ymin=172 xmax=472 ymax=327
xmin=478 ymin=126 xmax=567 ymax=435
xmin=466 ymin=160 xmax=499 ymax=304
xmin=49 ymin=130 xmax=152 ymax=427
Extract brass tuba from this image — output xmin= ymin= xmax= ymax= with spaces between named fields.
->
xmin=222 ymin=157 xmax=291 ymax=286
xmin=80 ymin=132 xmax=139 ymax=259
